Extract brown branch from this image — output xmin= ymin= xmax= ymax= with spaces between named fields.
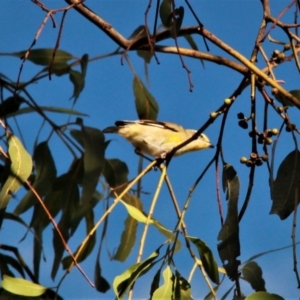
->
xmin=67 ymin=0 xmax=300 ymax=109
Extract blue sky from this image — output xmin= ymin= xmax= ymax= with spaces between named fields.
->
xmin=1 ymin=1 xmax=299 ymax=299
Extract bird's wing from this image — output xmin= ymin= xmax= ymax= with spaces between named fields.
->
xmin=115 ymin=120 xmax=183 ymax=132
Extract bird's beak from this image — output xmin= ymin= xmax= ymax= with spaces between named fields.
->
xmin=209 ymin=144 xmax=214 ymax=148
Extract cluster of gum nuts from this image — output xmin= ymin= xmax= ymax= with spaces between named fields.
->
xmin=237 ymin=112 xmax=279 ymax=167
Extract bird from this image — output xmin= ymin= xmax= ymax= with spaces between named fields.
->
xmin=103 ymin=120 xmax=213 ymax=158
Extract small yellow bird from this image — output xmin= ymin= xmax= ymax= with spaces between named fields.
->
xmin=103 ymin=120 xmax=213 ymax=158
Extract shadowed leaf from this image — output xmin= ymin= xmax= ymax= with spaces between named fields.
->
xmin=6 ymin=106 xmax=88 ymax=118
xmin=186 ymin=236 xmax=219 ymax=284
xmin=80 ymin=54 xmax=89 ymax=78
xmin=245 ymin=291 xmax=284 ymax=300
xmin=218 ymin=164 xmax=240 ymax=280
xmin=159 ymin=0 xmax=172 ymax=27
xmin=103 ymin=159 xmax=129 ymax=193
xmin=271 ymin=150 xmax=300 ymax=220
xmin=133 ymin=75 xmax=159 ymax=120
xmin=0 ymin=95 xmax=23 ymax=117
xmin=14 ymin=142 xmax=56 ymax=216
xmin=69 ymin=69 xmax=85 ymax=101
xmin=51 ymin=177 xmax=79 ymax=280
xmin=80 ymin=126 xmax=105 ymax=206
xmin=170 ymin=7 xmax=184 ymax=39
xmin=174 ymin=270 xmax=192 ymax=300
xmin=241 ymin=261 xmax=266 ymax=292
xmin=6 ymin=48 xmax=73 ymax=66
xmin=94 ymin=258 xmax=110 ymax=293
xmin=62 ymin=209 xmax=96 ymax=268
xmin=113 ymin=247 xmax=161 ymax=299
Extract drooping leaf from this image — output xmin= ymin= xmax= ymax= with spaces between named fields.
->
xmin=113 ymin=194 xmax=142 ymax=262
xmin=159 ymin=0 xmax=172 ymax=27
xmin=152 ymin=265 xmax=173 ymax=299
xmin=150 ymin=268 xmax=162 ymax=298
xmin=14 ymin=142 xmax=56 ymax=215
xmin=94 ymin=258 xmax=110 ymax=293
xmin=79 ymin=126 xmax=105 ymax=206
xmin=184 ymin=35 xmax=204 ymax=67
xmin=245 ymin=291 xmax=284 ymax=300
xmin=0 ymin=95 xmax=24 ymax=117
xmin=218 ymin=164 xmax=240 ymax=280
xmin=1 ymin=275 xmax=46 ymax=297
xmin=241 ymin=261 xmax=266 ymax=292
xmin=69 ymin=69 xmax=85 ymax=101
xmin=113 ymin=247 xmax=161 ymax=299
xmin=103 ymin=158 xmax=129 ymax=193
xmin=170 ymin=7 xmax=184 ymax=39
xmin=80 ymin=54 xmax=89 ymax=78
xmin=174 ymin=270 xmax=192 ymax=300
xmin=51 ymin=177 xmax=79 ymax=280
xmin=119 ymin=200 xmax=179 ymax=248
xmin=184 ymin=35 xmax=198 ymax=51
xmin=270 ymin=150 xmax=300 ymax=219
xmin=6 ymin=106 xmax=88 ymax=118
xmin=133 ymin=75 xmax=159 ymax=120
xmin=0 ymin=133 xmax=32 ymax=224
xmin=0 ymin=253 xmax=25 ymax=278
xmin=6 ymin=48 xmax=73 ymax=66
xmin=137 ymin=50 xmax=152 ymax=64
xmin=186 ymin=236 xmax=219 ymax=284
xmin=45 ymin=62 xmax=70 ymax=76
xmin=62 ymin=208 xmax=96 ymax=268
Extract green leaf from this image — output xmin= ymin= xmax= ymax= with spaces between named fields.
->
xmin=137 ymin=50 xmax=152 ymax=64
xmin=51 ymin=176 xmax=79 ymax=280
xmin=0 ymin=253 xmax=25 ymax=278
xmin=1 ymin=275 xmax=46 ymax=297
xmin=170 ymin=6 xmax=184 ymax=39
xmin=80 ymin=126 xmax=105 ymax=206
xmin=218 ymin=164 xmax=240 ymax=280
xmin=159 ymin=0 xmax=172 ymax=27
xmin=241 ymin=261 xmax=266 ymax=292
xmin=14 ymin=142 xmax=56 ymax=215
xmin=0 ymin=95 xmax=23 ymax=117
xmin=184 ymin=35 xmax=198 ymax=51
xmin=6 ymin=106 xmax=88 ymax=118
xmin=0 ymin=134 xmax=32 ymax=211
xmin=119 ymin=200 xmax=181 ymax=251
xmin=274 ymin=89 xmax=300 ymax=106
xmin=94 ymin=258 xmax=110 ymax=293
xmin=62 ymin=208 xmax=96 ymax=268
xmin=152 ymin=266 xmax=173 ymax=299
xmin=186 ymin=236 xmax=219 ymax=284
xmin=184 ymin=35 xmax=204 ymax=67
xmin=103 ymin=159 xmax=129 ymax=193
xmin=43 ymin=62 xmax=70 ymax=76
xmin=270 ymin=150 xmax=300 ymax=219
xmin=133 ymin=75 xmax=159 ymax=120
xmin=113 ymin=194 xmax=142 ymax=262
xmin=80 ymin=54 xmax=89 ymax=78
xmin=113 ymin=247 xmax=160 ymax=299
xmin=6 ymin=48 xmax=73 ymax=66
xmin=174 ymin=270 xmax=192 ymax=300
xmin=69 ymin=69 xmax=85 ymax=101
xmin=245 ymin=291 xmax=284 ymax=300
